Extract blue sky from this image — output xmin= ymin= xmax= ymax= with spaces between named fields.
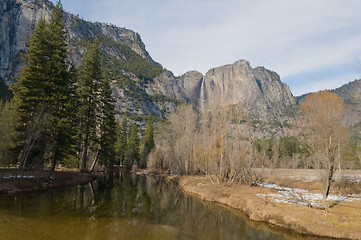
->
xmin=52 ymin=0 xmax=361 ymax=96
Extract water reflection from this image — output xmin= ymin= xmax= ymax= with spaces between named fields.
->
xmin=0 ymin=170 xmax=327 ymax=240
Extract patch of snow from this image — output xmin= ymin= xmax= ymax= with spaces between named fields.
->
xmin=2 ymin=175 xmax=35 ymax=179
xmin=257 ymin=182 xmax=361 ymax=207
xmin=22 ymin=176 xmax=35 ymax=179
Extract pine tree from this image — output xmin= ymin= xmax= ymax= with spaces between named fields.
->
xmin=115 ymin=117 xmax=128 ymax=166
xmin=59 ymin=61 xmax=79 ymax=167
xmin=77 ymin=41 xmax=102 ymax=171
xmin=91 ymin=75 xmax=117 ymax=170
xmin=0 ymin=101 xmax=18 ymax=166
xmin=140 ymin=123 xmax=155 ymax=169
xmin=11 ymin=1 xmax=75 ymax=170
xmin=114 ymin=121 xmax=121 ymax=165
xmin=0 ymin=77 xmax=12 ymax=103
xmin=11 ymin=17 xmax=49 ymax=168
xmin=125 ymin=123 xmax=139 ymax=169
xmin=46 ymin=1 xmax=76 ymax=171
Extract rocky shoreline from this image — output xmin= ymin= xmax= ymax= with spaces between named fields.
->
xmin=178 ymin=175 xmax=361 ymax=240
xmin=0 ymin=169 xmax=104 ymax=195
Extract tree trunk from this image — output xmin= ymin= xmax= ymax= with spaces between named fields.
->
xmin=49 ymin=145 xmax=59 ymax=172
xmin=322 ymin=164 xmax=334 ymax=208
xmin=80 ymin=140 xmax=88 ymax=171
xmin=89 ymin=147 xmax=101 ymax=172
xmin=81 ymin=123 xmax=90 ymax=171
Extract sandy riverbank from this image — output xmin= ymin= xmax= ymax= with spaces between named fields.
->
xmin=179 ymin=174 xmax=361 ymax=240
xmin=0 ymin=168 xmax=102 ymax=195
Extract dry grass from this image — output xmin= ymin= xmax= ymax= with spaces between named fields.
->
xmin=179 ymin=174 xmax=361 ymax=240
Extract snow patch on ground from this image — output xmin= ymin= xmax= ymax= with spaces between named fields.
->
xmin=2 ymin=175 xmax=35 ymax=179
xmin=257 ymin=183 xmax=361 ymax=207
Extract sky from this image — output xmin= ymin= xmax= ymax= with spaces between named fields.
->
xmin=51 ymin=0 xmax=361 ymax=96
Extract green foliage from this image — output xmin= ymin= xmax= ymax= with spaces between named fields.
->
xmin=12 ymin=2 xmax=76 ymax=169
xmin=279 ymin=136 xmax=300 ymax=157
xmin=124 ymin=123 xmax=139 ymax=169
xmin=98 ymin=76 xmax=117 ymax=168
xmin=115 ymin=75 xmax=148 ymax=100
xmin=45 ymin=1 xmax=78 ymax=169
xmin=254 ymin=136 xmax=301 ymax=159
xmin=115 ymin=117 xmax=128 ymax=165
xmin=77 ymin=41 xmax=102 ymax=170
xmin=0 ymin=101 xmax=18 ymax=166
xmin=140 ymin=123 xmax=155 ymax=169
xmin=0 ymin=77 xmax=13 ymax=103
xmin=148 ymin=94 xmax=181 ymax=104
xmin=342 ymin=137 xmax=361 ymax=169
xmin=126 ymin=112 xmax=163 ymax=124
xmin=97 ymin=35 xmax=165 ymax=82
xmin=71 ymin=34 xmax=165 ymax=82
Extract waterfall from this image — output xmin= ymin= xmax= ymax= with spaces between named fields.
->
xmin=200 ymin=76 xmax=205 ymax=110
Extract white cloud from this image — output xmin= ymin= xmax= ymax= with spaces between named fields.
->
xmin=289 ymin=72 xmax=360 ymax=96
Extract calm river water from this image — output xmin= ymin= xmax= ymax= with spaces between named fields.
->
xmin=0 ymin=170 xmax=327 ymax=240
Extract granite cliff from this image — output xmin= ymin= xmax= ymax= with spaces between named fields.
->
xmin=201 ymin=60 xmax=295 ymax=121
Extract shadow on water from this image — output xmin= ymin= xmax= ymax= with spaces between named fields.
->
xmin=0 ymin=170 xmax=331 ymax=240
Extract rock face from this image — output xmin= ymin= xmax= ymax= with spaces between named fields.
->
xmin=333 ymin=79 xmax=361 ymax=124
xmin=201 ymin=60 xmax=295 ymax=121
xmin=147 ymin=70 xmax=203 ymax=104
xmin=0 ymin=0 xmax=155 ymax=84
xmin=333 ymin=79 xmax=361 ymax=106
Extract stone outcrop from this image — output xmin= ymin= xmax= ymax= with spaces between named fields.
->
xmin=146 ymin=70 xmax=203 ymax=105
xmin=201 ymin=60 xmax=296 ymax=121
xmin=333 ymin=79 xmax=361 ymax=122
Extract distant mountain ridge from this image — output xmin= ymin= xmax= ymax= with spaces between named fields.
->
xmin=295 ymin=79 xmax=361 ymax=125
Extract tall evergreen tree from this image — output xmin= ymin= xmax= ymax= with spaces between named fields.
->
xmin=0 ymin=77 xmax=13 ymax=103
xmin=115 ymin=117 xmax=128 ymax=165
xmin=0 ymin=101 xmax=18 ymax=166
xmin=140 ymin=123 xmax=155 ymax=169
xmin=12 ymin=18 xmax=49 ymax=168
xmin=12 ymin=1 xmax=74 ymax=169
xmin=77 ymin=41 xmax=102 ymax=171
xmin=125 ymin=123 xmax=139 ymax=169
xmin=91 ymin=75 xmax=117 ymax=170
xmin=46 ymin=1 xmax=76 ymax=170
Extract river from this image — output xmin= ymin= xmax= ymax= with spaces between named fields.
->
xmin=0 ymin=170 xmax=327 ymax=240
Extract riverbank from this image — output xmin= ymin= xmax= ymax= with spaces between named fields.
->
xmin=0 ymin=168 xmax=102 ymax=195
xmin=179 ymin=174 xmax=361 ymax=240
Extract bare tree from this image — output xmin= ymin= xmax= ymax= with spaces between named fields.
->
xmin=197 ymin=103 xmax=254 ymax=185
xmin=154 ymin=101 xmax=257 ymax=185
xmin=164 ymin=104 xmax=198 ymax=174
xmin=299 ymin=90 xmax=351 ymax=208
